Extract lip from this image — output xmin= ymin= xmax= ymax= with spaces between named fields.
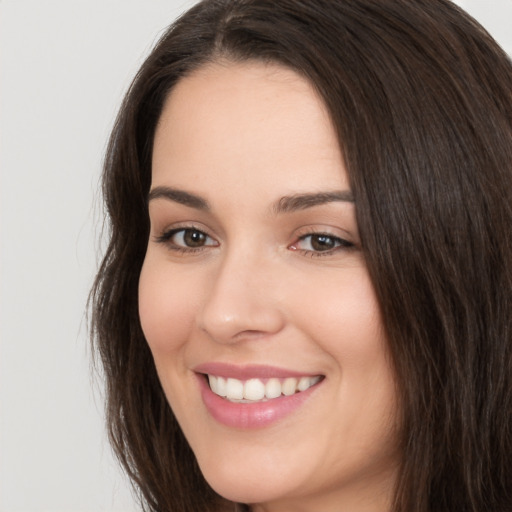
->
xmin=194 ymin=363 xmax=323 ymax=429
xmin=194 ymin=362 xmax=319 ymax=380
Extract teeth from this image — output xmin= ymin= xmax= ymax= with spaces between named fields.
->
xmin=226 ymin=378 xmax=244 ymax=400
xmin=207 ymin=374 xmax=321 ymax=402
xmin=217 ymin=376 xmax=227 ymax=397
xmin=244 ymin=378 xmax=265 ymax=400
xmin=208 ymin=374 xmax=217 ymax=393
xmin=265 ymin=378 xmax=282 ymax=399
xmin=208 ymin=375 xmax=227 ymax=397
xmin=282 ymin=377 xmax=298 ymax=396
xmin=297 ymin=376 xmax=312 ymax=392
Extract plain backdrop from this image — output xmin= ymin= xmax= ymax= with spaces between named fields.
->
xmin=1 ymin=1 xmax=511 ymax=511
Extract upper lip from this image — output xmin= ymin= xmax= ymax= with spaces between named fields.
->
xmin=194 ymin=362 xmax=322 ymax=380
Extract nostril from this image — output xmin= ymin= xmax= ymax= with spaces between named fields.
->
xmin=197 ymin=268 xmax=286 ymax=344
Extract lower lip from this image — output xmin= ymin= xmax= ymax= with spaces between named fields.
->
xmin=197 ymin=374 xmax=321 ymax=429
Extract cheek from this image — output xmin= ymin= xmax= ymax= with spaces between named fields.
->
xmin=138 ymin=259 xmax=197 ymax=355
xmin=295 ymin=265 xmax=385 ymax=359
xmin=294 ymin=266 xmax=396 ymax=419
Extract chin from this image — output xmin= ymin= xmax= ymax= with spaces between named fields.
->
xmin=198 ymin=456 xmax=298 ymax=506
xmin=206 ymin=479 xmax=287 ymax=507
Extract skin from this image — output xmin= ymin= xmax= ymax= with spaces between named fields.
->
xmin=139 ymin=60 xmax=399 ymax=512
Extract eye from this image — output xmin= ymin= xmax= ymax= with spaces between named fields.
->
xmin=290 ymin=233 xmax=354 ymax=255
xmin=156 ymin=227 xmax=218 ymax=251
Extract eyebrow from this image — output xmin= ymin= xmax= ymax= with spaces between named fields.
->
xmin=148 ymin=186 xmax=354 ymax=213
xmin=148 ymin=186 xmax=210 ymax=210
xmin=272 ymin=190 xmax=354 ymax=214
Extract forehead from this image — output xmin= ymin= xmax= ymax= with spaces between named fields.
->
xmin=151 ymin=60 xmax=349 ymax=202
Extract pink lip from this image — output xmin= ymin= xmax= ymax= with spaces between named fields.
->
xmin=194 ymin=363 xmax=323 ymax=429
xmin=194 ymin=362 xmax=318 ymax=380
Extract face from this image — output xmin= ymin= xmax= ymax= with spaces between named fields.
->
xmin=139 ymin=61 xmax=399 ymax=512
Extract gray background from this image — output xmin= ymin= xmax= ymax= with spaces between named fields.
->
xmin=1 ymin=1 xmax=511 ymax=511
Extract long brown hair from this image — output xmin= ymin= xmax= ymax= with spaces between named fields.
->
xmin=91 ymin=1 xmax=512 ymax=510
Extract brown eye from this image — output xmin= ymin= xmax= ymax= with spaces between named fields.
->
xmin=183 ymin=229 xmax=208 ymax=247
xmin=291 ymin=233 xmax=354 ymax=255
xmin=309 ymin=234 xmax=337 ymax=251
xmin=156 ymin=227 xmax=218 ymax=251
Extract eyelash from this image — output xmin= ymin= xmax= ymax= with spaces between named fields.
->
xmin=154 ymin=227 xmax=354 ymax=257
xmin=155 ymin=226 xmax=217 ymax=254
xmin=291 ymin=233 xmax=355 ymax=258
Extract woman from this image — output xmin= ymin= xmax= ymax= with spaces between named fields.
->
xmin=91 ymin=1 xmax=512 ymax=511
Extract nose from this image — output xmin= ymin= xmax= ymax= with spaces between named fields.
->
xmin=197 ymin=249 xmax=286 ymax=344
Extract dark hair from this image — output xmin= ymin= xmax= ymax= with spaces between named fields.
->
xmin=90 ymin=1 xmax=512 ymax=511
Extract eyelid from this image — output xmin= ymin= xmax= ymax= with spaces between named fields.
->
xmin=292 ymin=225 xmax=354 ymax=242
xmin=153 ymin=224 xmax=219 ymax=252
xmin=291 ymin=234 xmax=353 ymax=250
xmin=288 ymin=226 xmax=356 ymax=256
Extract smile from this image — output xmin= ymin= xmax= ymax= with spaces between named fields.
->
xmin=207 ymin=375 xmax=322 ymax=402
xmin=195 ymin=363 xmax=325 ymax=428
